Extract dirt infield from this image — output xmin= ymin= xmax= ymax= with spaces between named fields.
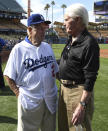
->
xmin=0 ymin=49 xmax=108 ymax=63
xmin=100 ymin=49 xmax=108 ymax=58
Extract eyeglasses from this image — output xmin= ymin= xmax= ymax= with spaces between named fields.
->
xmin=62 ymin=43 xmax=71 ymax=60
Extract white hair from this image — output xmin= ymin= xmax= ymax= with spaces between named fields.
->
xmin=65 ymin=3 xmax=89 ymax=27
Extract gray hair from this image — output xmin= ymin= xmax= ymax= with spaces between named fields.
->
xmin=65 ymin=3 xmax=89 ymax=27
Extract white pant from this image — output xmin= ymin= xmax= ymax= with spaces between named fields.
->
xmin=17 ymin=98 xmax=56 ymax=131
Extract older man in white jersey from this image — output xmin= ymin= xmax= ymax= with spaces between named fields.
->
xmin=4 ymin=14 xmax=59 ymax=131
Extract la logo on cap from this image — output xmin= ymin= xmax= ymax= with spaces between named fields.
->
xmin=40 ymin=15 xmax=44 ymax=21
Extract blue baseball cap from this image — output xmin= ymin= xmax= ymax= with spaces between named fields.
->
xmin=27 ymin=14 xmax=51 ymax=27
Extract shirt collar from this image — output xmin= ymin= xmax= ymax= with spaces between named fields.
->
xmin=72 ymin=36 xmax=79 ymax=43
xmin=75 ymin=28 xmax=88 ymax=43
xmin=25 ymin=36 xmax=32 ymax=45
xmin=71 ymin=28 xmax=88 ymax=45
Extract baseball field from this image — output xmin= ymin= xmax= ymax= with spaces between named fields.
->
xmin=0 ymin=44 xmax=108 ymax=131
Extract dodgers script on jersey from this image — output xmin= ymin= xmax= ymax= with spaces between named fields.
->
xmin=4 ymin=40 xmax=59 ymax=113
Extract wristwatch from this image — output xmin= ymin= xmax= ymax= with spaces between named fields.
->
xmin=80 ymin=101 xmax=87 ymax=108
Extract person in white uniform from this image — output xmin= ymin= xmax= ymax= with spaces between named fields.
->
xmin=4 ymin=14 xmax=59 ymax=131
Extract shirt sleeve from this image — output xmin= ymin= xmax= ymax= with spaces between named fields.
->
xmin=4 ymin=47 xmax=17 ymax=81
xmin=82 ymin=40 xmax=100 ymax=92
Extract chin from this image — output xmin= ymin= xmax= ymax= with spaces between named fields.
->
xmin=67 ymin=31 xmax=72 ymax=35
xmin=68 ymin=30 xmax=74 ymax=35
xmin=66 ymin=29 xmax=72 ymax=33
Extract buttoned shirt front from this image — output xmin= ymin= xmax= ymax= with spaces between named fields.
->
xmin=59 ymin=28 xmax=100 ymax=91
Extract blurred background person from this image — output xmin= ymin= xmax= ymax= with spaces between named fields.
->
xmin=0 ymin=38 xmax=6 ymax=90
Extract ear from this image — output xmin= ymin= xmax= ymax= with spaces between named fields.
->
xmin=27 ymin=27 xmax=32 ymax=40
xmin=27 ymin=26 xmax=32 ymax=33
xmin=76 ymin=17 xmax=81 ymax=23
xmin=27 ymin=26 xmax=32 ymax=36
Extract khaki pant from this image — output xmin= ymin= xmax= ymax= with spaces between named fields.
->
xmin=17 ymin=98 xmax=56 ymax=131
xmin=58 ymin=84 xmax=94 ymax=131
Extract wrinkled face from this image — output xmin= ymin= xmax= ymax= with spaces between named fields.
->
xmin=64 ymin=15 xmax=81 ymax=37
xmin=28 ymin=23 xmax=49 ymax=46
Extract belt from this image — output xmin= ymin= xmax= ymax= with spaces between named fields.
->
xmin=60 ymin=79 xmax=84 ymax=88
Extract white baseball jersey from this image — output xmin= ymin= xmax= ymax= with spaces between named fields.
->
xmin=4 ymin=37 xmax=59 ymax=114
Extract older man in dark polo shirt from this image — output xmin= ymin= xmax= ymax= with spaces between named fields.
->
xmin=58 ymin=3 xmax=100 ymax=131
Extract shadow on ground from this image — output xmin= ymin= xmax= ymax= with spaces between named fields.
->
xmin=0 ymin=86 xmax=15 ymax=96
xmin=0 ymin=116 xmax=17 ymax=124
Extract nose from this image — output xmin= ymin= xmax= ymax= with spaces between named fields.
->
xmin=63 ymin=20 xmax=67 ymax=27
xmin=63 ymin=23 xmax=66 ymax=28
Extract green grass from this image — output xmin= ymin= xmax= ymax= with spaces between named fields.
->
xmin=99 ymin=44 xmax=108 ymax=49
xmin=52 ymin=44 xmax=65 ymax=59
xmin=0 ymin=96 xmax=17 ymax=131
xmin=0 ymin=44 xmax=108 ymax=131
xmin=92 ymin=58 xmax=108 ymax=131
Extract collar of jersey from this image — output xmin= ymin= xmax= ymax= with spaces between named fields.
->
xmin=25 ymin=36 xmax=32 ymax=45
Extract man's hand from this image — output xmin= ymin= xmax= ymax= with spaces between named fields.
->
xmin=71 ymin=89 xmax=92 ymax=125
xmin=13 ymin=88 xmax=19 ymax=97
xmin=71 ymin=103 xmax=85 ymax=125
